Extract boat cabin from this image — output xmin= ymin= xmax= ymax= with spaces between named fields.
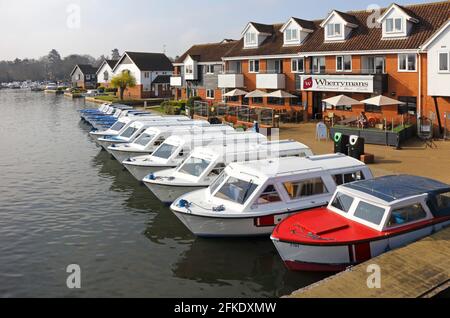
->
xmin=328 ymin=175 xmax=450 ymax=232
xmin=144 ymin=132 xmax=268 ymax=169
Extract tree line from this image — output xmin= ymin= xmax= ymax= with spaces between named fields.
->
xmin=0 ymin=49 xmax=121 ymax=83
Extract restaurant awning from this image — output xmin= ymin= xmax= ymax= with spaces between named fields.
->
xmin=265 ymin=90 xmax=297 ymax=98
xmin=322 ymin=94 xmax=361 ymax=106
xmin=223 ymin=89 xmax=248 ymax=97
xmin=245 ymin=90 xmax=267 ymax=98
xmin=360 ymin=95 xmax=405 ymax=106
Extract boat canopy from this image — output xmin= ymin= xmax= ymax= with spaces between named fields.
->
xmin=343 ymin=175 xmax=450 ymax=203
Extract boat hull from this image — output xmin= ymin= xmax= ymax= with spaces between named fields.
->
xmin=144 ymin=182 xmax=206 ymax=204
xmin=123 ymin=162 xmax=175 ymax=181
xmin=109 ymin=149 xmax=150 ymax=163
xmin=272 ymin=220 xmax=450 ymax=272
xmin=171 ymin=210 xmax=292 ymax=237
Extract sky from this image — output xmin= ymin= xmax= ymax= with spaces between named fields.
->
xmin=0 ymin=0 xmax=440 ymax=61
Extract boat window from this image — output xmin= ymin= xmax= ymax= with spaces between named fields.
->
xmin=283 ymin=178 xmax=328 ymax=200
xmin=331 ymin=192 xmax=354 ymax=213
xmin=120 ymin=127 xmax=138 ymax=138
xmin=215 ymin=177 xmax=258 ymax=205
xmin=431 ymin=192 xmax=450 ymax=217
xmin=207 ymin=163 xmax=226 ymax=177
xmin=256 ymin=185 xmax=282 ymax=205
xmin=110 ymin=121 xmax=126 ymax=132
xmin=210 ymin=172 xmax=227 ymax=194
xmin=333 ymin=171 xmax=365 ymax=186
xmin=134 ymin=133 xmax=155 ymax=146
xmin=152 ymin=144 xmax=178 ymax=159
xmin=178 ymin=157 xmax=211 ymax=177
xmin=354 ymin=201 xmax=386 ymax=226
xmin=387 ymin=204 xmax=428 ymax=228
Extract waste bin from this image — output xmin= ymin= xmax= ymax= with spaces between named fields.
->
xmin=349 ymin=135 xmax=365 ymax=160
xmin=334 ymin=133 xmax=350 ymax=155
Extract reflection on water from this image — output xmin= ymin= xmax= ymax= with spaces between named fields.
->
xmin=0 ymin=89 xmax=328 ymax=298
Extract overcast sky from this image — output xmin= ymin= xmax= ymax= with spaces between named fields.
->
xmin=0 ymin=0 xmax=437 ymax=60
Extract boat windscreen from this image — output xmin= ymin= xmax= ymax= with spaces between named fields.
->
xmin=215 ymin=177 xmax=258 ymax=205
xmin=331 ymin=192 xmax=354 ymax=213
xmin=121 ymin=127 xmax=138 ymax=138
xmin=134 ymin=133 xmax=155 ymax=147
xmin=152 ymin=144 xmax=178 ymax=160
xmin=178 ymin=157 xmax=211 ymax=177
xmin=110 ymin=121 xmax=126 ymax=132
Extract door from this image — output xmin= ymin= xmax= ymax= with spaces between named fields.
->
xmin=312 ymin=92 xmax=323 ymax=120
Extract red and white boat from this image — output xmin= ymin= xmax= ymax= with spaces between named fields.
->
xmin=271 ymin=175 xmax=450 ymax=272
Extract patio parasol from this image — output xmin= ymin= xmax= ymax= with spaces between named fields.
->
xmin=223 ymin=89 xmax=249 ymax=97
xmin=245 ymin=90 xmax=268 ymax=98
xmin=360 ymin=95 xmax=405 ymax=106
xmin=265 ymin=90 xmax=297 ymax=98
xmin=322 ymin=94 xmax=361 ymax=106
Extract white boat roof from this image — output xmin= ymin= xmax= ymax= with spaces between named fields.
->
xmin=163 ymin=132 xmax=266 ymax=145
xmin=141 ymin=124 xmax=233 ymax=135
xmin=190 ymin=140 xmax=311 ymax=158
xmin=226 ymin=153 xmax=366 ymax=178
xmin=128 ymin=120 xmax=208 ymax=128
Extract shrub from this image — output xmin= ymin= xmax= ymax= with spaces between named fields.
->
xmin=187 ymin=96 xmax=202 ymax=108
xmin=105 ymin=87 xmax=118 ymax=93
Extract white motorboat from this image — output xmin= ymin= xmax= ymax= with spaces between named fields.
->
xmin=108 ymin=125 xmax=235 ymax=163
xmin=123 ymin=132 xmax=267 ymax=181
xmin=97 ymin=119 xmax=210 ymax=152
xmin=170 ymin=154 xmax=373 ymax=237
xmin=89 ymin=115 xmax=190 ymax=143
xmin=144 ymin=140 xmax=314 ymax=204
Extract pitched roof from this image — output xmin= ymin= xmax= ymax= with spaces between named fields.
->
xmin=334 ymin=10 xmax=360 ymax=26
xmin=105 ymin=59 xmax=118 ymax=68
xmin=175 ymin=40 xmax=239 ymax=64
xmin=224 ymin=1 xmax=450 ymax=58
xmin=70 ymin=64 xmax=97 ymax=75
xmin=250 ymin=22 xmax=274 ymax=34
xmin=121 ymin=52 xmax=173 ymax=71
xmin=152 ymin=75 xmax=171 ymax=84
xmin=291 ymin=17 xmax=316 ymax=30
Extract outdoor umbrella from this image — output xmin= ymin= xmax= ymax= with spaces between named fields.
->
xmin=245 ymin=90 xmax=268 ymax=98
xmin=322 ymin=94 xmax=361 ymax=106
xmin=265 ymin=90 xmax=297 ymax=98
xmin=223 ymin=89 xmax=248 ymax=97
xmin=360 ymin=95 xmax=405 ymax=106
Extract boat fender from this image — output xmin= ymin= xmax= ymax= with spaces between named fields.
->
xmin=178 ymin=199 xmax=191 ymax=209
xmin=148 ymin=173 xmax=156 ymax=181
xmin=213 ymin=205 xmax=225 ymax=212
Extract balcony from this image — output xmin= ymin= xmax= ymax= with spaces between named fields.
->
xmin=218 ymin=73 xmax=244 ymax=88
xmin=256 ymin=72 xmax=286 ymax=89
xmin=170 ymin=76 xmax=182 ymax=87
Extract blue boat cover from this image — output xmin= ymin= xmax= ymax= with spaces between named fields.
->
xmin=343 ymin=175 xmax=450 ymax=203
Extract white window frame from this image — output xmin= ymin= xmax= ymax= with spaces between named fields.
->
xmin=249 ymin=60 xmax=260 ymax=73
xmin=206 ymin=89 xmax=215 ymax=100
xmin=206 ymin=65 xmax=215 ymax=74
xmin=185 ymin=65 xmax=193 ymax=75
xmin=285 ymin=28 xmax=299 ymax=42
xmin=327 ymin=23 xmax=342 ymax=38
xmin=336 ymin=55 xmax=352 ymax=72
xmin=86 ymin=74 xmax=91 ymax=80
xmin=438 ymin=51 xmax=450 ymax=73
xmin=144 ymin=71 xmax=150 ymax=78
xmin=291 ymin=58 xmax=305 ymax=73
xmin=385 ymin=17 xmax=403 ymax=34
xmin=245 ymin=32 xmax=257 ymax=47
xmin=312 ymin=56 xmax=326 ymax=74
xmin=398 ymin=53 xmax=417 ymax=72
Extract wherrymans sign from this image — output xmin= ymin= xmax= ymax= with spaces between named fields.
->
xmin=300 ymin=75 xmax=374 ymax=93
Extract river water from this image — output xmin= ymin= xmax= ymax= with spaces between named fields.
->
xmin=0 ymin=89 xmax=328 ymax=297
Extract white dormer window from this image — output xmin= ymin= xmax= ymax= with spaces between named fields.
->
xmin=245 ymin=32 xmax=257 ymax=46
xmin=285 ymin=28 xmax=299 ymax=42
xmin=327 ymin=23 xmax=342 ymax=37
xmin=386 ymin=17 xmax=403 ymax=33
xmin=378 ymin=4 xmax=419 ymax=39
xmin=185 ymin=65 xmax=193 ymax=74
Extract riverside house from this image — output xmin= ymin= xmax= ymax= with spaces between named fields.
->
xmin=170 ymin=1 xmax=450 ymax=132
xmin=112 ymin=52 xmax=174 ymax=99
xmin=96 ymin=59 xmax=119 ymax=88
xmin=71 ymin=64 xmax=98 ymax=89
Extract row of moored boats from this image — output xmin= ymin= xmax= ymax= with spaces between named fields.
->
xmin=80 ymin=103 xmax=450 ymax=272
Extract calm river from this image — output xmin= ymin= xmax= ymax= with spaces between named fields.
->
xmin=0 ymin=89 xmax=328 ymax=297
